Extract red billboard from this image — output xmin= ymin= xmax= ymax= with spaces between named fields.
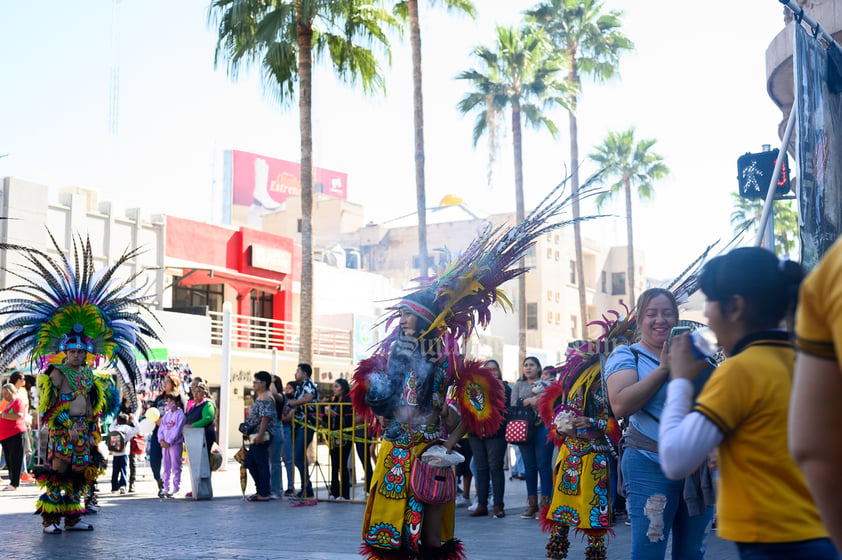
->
xmin=228 ymin=150 xmax=348 ymax=212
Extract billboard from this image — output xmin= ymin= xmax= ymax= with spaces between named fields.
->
xmin=223 ymin=149 xmax=348 ymax=224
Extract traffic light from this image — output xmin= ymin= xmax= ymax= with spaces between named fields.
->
xmin=737 ymin=149 xmax=791 ymax=199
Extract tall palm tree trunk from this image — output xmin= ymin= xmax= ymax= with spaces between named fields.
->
xmin=623 ymin=175 xmax=635 ymax=304
xmin=568 ymin=56 xmax=587 ymax=338
xmin=512 ymin=103 xmax=527 ymax=365
xmin=408 ymin=0 xmax=428 ymax=277
xmin=298 ymin=20 xmax=314 ymax=364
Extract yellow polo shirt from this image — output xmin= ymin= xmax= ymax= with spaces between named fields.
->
xmin=796 ymin=235 xmax=842 ymax=366
xmin=693 ymin=332 xmax=828 ymax=543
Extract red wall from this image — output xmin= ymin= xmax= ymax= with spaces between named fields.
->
xmin=165 ymin=216 xmax=300 ymax=325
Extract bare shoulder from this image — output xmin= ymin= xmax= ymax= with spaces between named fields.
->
xmin=47 ymin=366 xmax=66 ymax=386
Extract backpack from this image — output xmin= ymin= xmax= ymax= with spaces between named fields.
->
xmin=106 ymin=429 xmax=126 ymax=453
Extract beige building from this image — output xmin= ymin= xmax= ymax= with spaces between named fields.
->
xmin=262 ymin=195 xmax=644 ymax=378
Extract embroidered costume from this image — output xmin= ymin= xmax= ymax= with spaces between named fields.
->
xmin=353 ymin=180 xmax=592 ymax=560
xmin=0 ymin=234 xmax=160 ymax=534
xmin=538 ymin=324 xmax=623 ymax=560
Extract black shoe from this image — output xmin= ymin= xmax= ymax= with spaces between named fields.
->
xmin=296 ymin=489 xmax=315 ymax=499
xmin=283 ymin=489 xmax=295 ymax=497
xmin=128 ymin=484 xmax=135 ymax=493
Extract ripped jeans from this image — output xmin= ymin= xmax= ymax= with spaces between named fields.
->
xmin=622 ymin=447 xmax=713 ymax=560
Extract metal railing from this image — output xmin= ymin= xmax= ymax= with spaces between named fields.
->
xmin=208 ymin=311 xmax=353 ymax=358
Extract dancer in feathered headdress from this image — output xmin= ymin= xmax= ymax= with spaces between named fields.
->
xmin=353 ymin=177 xmax=602 ymax=560
xmin=0 ymin=232 xmax=160 ymax=534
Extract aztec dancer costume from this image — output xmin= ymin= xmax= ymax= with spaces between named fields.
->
xmin=0 ymin=234 xmax=160 ymax=533
xmin=353 ymin=180 xmax=599 ymax=560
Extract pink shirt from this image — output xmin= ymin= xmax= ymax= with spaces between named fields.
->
xmin=0 ymin=396 xmax=26 ymax=440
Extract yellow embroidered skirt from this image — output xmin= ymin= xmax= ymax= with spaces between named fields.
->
xmin=362 ymin=439 xmax=455 ymax=554
xmin=546 ymin=437 xmax=611 ymax=531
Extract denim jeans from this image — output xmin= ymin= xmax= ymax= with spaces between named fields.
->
xmin=469 ymin=435 xmax=507 ymax=508
xmin=111 ymin=454 xmax=128 ymax=491
xmin=268 ymin=424 xmax=284 ymax=496
xmin=622 ymin=447 xmax=713 ymax=560
xmin=293 ymin=424 xmax=315 ymax=492
xmin=736 ymin=538 xmax=840 ymax=560
xmin=282 ymin=424 xmax=294 ymax=491
xmin=517 ymin=422 xmax=554 ymax=497
xmin=245 ymin=439 xmax=271 ymax=497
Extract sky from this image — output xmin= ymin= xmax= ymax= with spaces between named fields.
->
xmin=0 ymin=1 xmax=790 ymax=279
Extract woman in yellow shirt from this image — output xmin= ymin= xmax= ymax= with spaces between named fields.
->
xmin=659 ymin=247 xmax=838 ymax=559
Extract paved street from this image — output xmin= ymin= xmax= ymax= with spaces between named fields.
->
xmin=1 ymin=458 xmax=739 ymax=560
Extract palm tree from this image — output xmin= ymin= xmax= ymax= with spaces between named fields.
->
xmin=730 ymin=194 xmax=798 ymax=256
xmin=457 ymin=24 xmax=570 ymax=364
xmin=394 ymin=0 xmax=476 ymax=277
xmin=525 ymin=0 xmax=633 ymax=336
xmin=589 ymin=127 xmax=668 ymax=304
xmin=210 ymin=0 xmax=395 ymax=363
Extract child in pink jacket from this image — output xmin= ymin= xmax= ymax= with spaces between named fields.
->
xmin=157 ymin=394 xmax=185 ymax=497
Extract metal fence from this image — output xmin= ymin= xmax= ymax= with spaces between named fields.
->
xmin=283 ymin=401 xmax=376 ymax=504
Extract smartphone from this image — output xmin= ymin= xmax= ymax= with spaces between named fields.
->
xmin=668 ymin=326 xmax=692 ymax=350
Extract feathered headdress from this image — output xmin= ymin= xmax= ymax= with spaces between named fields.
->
xmin=378 ymin=172 xmax=605 ymax=355
xmin=0 ymin=231 xmax=161 ymax=392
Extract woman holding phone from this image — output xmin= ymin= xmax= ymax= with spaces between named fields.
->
xmin=605 ymin=288 xmax=714 ymax=559
xmin=660 ymin=247 xmax=838 ymax=559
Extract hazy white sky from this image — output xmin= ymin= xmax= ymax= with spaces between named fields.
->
xmin=0 ymin=1 xmax=790 ymax=278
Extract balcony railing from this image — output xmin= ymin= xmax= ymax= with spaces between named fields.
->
xmin=208 ymin=311 xmax=352 ymax=359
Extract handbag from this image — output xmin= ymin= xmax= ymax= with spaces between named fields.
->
xmin=505 ymin=406 xmax=535 ymax=444
xmin=410 ymin=450 xmax=456 ymax=505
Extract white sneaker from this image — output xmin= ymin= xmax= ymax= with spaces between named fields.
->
xmin=467 ymin=497 xmax=479 ymax=512
xmin=454 ymin=495 xmax=469 ymax=508
xmin=43 ymin=523 xmax=62 ymax=535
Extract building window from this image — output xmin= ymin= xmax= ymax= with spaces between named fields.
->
xmin=555 ymin=291 xmax=560 ymax=303
xmin=601 ymin=271 xmax=607 ymax=293
xmin=555 ymin=312 xmax=560 ymax=325
xmin=554 ymin=234 xmax=560 ymax=245
xmin=569 ymin=260 xmax=576 ymax=284
xmin=546 ymin=290 xmax=553 ymax=301
xmin=570 ymin=315 xmax=577 ymax=337
xmin=172 ymin=278 xmax=224 ymax=313
xmin=611 ymin=272 xmax=626 ymax=296
xmin=547 ymin=311 xmax=553 ymax=324
xmin=527 ymin=303 xmax=538 ymax=330
xmin=554 ymin=250 xmax=560 ymax=261
xmin=547 ymin=248 xmax=553 ymax=259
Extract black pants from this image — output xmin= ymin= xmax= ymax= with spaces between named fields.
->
xmin=354 ymin=439 xmax=374 ymax=489
xmin=329 ymin=441 xmax=352 ymax=499
xmin=468 ymin=435 xmax=507 ymax=508
xmin=245 ymin=441 xmax=271 ymax=497
xmin=1 ymin=432 xmax=24 ymax=487
xmin=129 ymin=454 xmax=136 ymax=486
xmin=148 ymin=431 xmax=162 ymax=481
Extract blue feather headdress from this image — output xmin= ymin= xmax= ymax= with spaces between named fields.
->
xmin=0 ymin=231 xmax=161 ymax=394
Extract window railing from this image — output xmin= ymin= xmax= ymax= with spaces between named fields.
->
xmin=208 ymin=311 xmax=352 ymax=358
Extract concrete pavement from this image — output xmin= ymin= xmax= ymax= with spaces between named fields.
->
xmin=0 ymin=458 xmax=740 ymax=560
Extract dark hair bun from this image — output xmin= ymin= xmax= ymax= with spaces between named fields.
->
xmin=699 ymin=247 xmax=803 ymax=326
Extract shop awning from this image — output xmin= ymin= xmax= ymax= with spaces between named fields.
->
xmin=167 ymin=261 xmax=282 ymax=297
